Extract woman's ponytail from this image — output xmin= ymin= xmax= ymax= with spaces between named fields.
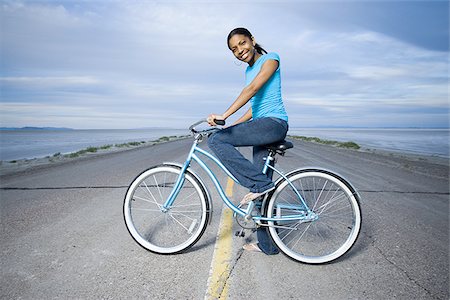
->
xmin=254 ymin=43 xmax=267 ymax=55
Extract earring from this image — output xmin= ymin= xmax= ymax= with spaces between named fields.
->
xmin=234 ymin=60 xmax=242 ymax=66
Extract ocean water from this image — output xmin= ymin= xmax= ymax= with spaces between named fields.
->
xmin=0 ymin=128 xmax=448 ymax=161
xmin=288 ymin=128 xmax=449 ymax=158
xmin=0 ymin=128 xmax=188 ymax=161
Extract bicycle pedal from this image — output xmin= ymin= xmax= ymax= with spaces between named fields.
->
xmin=235 ymin=230 xmax=245 ymax=237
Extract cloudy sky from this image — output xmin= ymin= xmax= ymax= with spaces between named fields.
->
xmin=1 ymin=0 xmax=448 ymax=129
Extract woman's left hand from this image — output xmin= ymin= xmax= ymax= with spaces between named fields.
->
xmin=207 ymin=114 xmax=225 ymax=126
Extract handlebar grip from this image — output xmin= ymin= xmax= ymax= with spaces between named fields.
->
xmin=214 ymin=119 xmax=225 ymax=126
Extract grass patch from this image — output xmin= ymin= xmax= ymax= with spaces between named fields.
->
xmin=86 ymin=147 xmax=98 ymax=153
xmin=64 ymin=146 xmax=99 ymax=158
xmin=114 ymin=143 xmax=129 ymax=148
xmin=289 ymin=135 xmax=360 ymax=150
xmin=115 ymin=141 xmax=147 ymax=148
xmin=338 ymin=141 xmax=360 ymax=149
xmin=55 ymin=136 xmax=183 ymax=160
xmin=153 ymin=136 xmax=170 ymax=143
xmin=150 ymin=135 xmax=189 ymax=143
xmin=64 ymin=141 xmax=147 ymax=155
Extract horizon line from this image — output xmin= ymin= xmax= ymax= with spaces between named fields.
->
xmin=1 ymin=126 xmax=449 ymax=131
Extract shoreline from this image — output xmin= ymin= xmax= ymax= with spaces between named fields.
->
xmin=288 ymin=135 xmax=449 ymax=162
xmin=0 ymin=135 xmax=448 ymax=177
xmin=0 ymin=135 xmax=189 ymax=177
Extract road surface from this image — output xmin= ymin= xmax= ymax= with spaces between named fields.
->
xmin=1 ymin=138 xmax=448 ymax=299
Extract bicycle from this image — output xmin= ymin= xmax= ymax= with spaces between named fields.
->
xmin=123 ymin=119 xmax=362 ymax=264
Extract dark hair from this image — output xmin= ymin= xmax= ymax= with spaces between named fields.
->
xmin=227 ymin=27 xmax=267 ymax=55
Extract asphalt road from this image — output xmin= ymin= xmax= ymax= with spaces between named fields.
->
xmin=1 ymin=138 xmax=448 ymax=299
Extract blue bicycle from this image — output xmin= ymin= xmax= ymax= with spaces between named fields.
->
xmin=123 ymin=120 xmax=362 ymax=264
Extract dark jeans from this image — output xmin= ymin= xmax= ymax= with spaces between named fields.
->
xmin=208 ymin=117 xmax=288 ymax=254
xmin=207 ymin=117 xmax=288 ymax=192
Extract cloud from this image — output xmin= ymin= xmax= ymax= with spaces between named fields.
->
xmin=347 ymin=66 xmax=408 ymax=80
xmin=0 ymin=1 xmax=448 ymax=129
xmin=0 ymin=76 xmax=101 ymax=86
xmin=280 ymin=27 xmax=448 ymax=127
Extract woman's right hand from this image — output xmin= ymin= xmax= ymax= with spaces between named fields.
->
xmin=207 ymin=114 xmax=225 ymax=126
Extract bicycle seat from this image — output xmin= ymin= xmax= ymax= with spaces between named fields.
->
xmin=265 ymin=140 xmax=294 ymax=152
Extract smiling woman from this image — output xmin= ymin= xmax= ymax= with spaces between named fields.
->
xmin=206 ymin=27 xmax=289 ymax=255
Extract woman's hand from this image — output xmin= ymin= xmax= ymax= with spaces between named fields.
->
xmin=207 ymin=114 xmax=225 ymax=126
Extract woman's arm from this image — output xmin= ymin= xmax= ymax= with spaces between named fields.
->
xmin=208 ymin=59 xmax=279 ymax=125
xmin=223 ymin=59 xmax=278 ymax=119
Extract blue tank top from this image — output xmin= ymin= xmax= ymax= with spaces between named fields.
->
xmin=245 ymin=52 xmax=288 ymax=122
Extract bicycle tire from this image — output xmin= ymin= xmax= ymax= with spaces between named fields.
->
xmin=123 ymin=165 xmax=210 ymax=254
xmin=265 ymin=168 xmax=361 ymax=264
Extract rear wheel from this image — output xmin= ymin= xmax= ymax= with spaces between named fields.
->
xmin=266 ymin=169 xmax=361 ymax=264
xmin=123 ymin=165 xmax=209 ymax=254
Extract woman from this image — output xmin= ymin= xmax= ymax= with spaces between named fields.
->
xmin=207 ymin=28 xmax=288 ymax=254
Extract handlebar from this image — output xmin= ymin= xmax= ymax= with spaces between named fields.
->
xmin=214 ymin=119 xmax=226 ymax=126
xmin=189 ymin=119 xmax=225 ymax=136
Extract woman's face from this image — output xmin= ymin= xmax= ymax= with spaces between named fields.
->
xmin=228 ymin=34 xmax=257 ymax=64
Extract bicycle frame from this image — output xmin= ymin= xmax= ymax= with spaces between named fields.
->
xmin=162 ymin=137 xmax=314 ymax=223
xmin=123 ymin=120 xmax=362 ymax=263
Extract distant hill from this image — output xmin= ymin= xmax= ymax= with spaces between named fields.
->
xmin=0 ymin=127 xmax=74 ymax=131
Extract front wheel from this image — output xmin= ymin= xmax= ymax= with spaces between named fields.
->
xmin=123 ymin=165 xmax=209 ymax=254
xmin=266 ymin=169 xmax=362 ymax=264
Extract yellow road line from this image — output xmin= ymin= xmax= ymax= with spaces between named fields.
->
xmin=205 ymin=178 xmax=234 ymax=300
xmin=225 ymin=177 xmax=235 ymax=197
